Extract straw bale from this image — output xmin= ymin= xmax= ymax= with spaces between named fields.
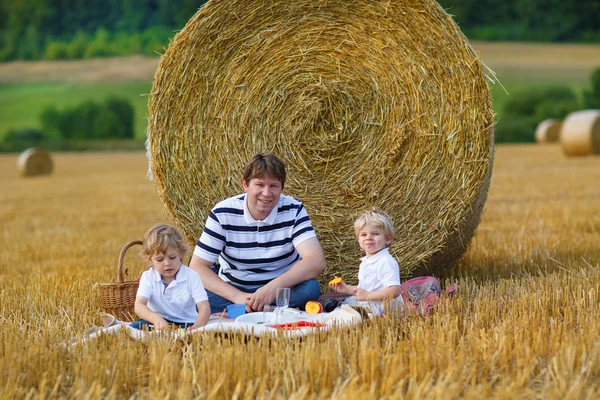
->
xmin=147 ymin=0 xmax=495 ymax=278
xmin=17 ymin=147 xmax=53 ymax=177
xmin=535 ymin=119 xmax=562 ymax=143
xmin=560 ymin=110 xmax=600 ymax=156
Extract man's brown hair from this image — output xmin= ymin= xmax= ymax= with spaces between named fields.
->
xmin=243 ymin=153 xmax=286 ymax=189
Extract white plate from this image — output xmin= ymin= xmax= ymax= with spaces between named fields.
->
xmin=235 ymin=312 xmax=304 ymax=325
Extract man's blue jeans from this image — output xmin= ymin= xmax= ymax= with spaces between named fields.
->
xmin=207 ymin=278 xmax=321 ymax=314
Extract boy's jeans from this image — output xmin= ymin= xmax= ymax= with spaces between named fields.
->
xmin=130 ymin=319 xmax=191 ymax=330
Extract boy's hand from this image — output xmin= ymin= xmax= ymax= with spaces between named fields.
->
xmin=329 ymin=282 xmax=355 ymax=295
xmin=153 ymin=317 xmax=169 ymax=330
xmin=355 ymin=289 xmax=370 ymax=301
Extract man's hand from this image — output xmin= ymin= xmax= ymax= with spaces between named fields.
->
xmin=231 ymin=291 xmax=252 ymax=311
xmin=246 ymin=284 xmax=276 ymax=311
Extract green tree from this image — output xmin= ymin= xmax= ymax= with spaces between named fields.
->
xmin=583 ymin=68 xmax=600 ymax=109
xmin=65 ymin=30 xmax=89 ymax=59
xmin=83 ymin=28 xmax=113 ymax=58
xmin=43 ymin=40 xmax=68 ymax=59
xmin=105 ymin=97 xmax=135 ymax=139
xmin=39 ymin=105 xmax=63 ymax=139
xmin=17 ymin=24 xmax=42 ymax=59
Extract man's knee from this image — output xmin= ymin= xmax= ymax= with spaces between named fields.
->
xmin=299 ymin=278 xmax=321 ymax=298
xmin=290 ymin=278 xmax=321 ymax=309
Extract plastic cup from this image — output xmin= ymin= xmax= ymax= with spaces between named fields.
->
xmin=263 ymin=305 xmax=275 ymax=324
xmin=227 ymin=304 xmax=246 ymax=319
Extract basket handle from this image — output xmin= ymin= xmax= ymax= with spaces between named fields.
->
xmin=117 ymin=240 xmax=144 ymax=283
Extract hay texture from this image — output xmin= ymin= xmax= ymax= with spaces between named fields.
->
xmin=17 ymin=147 xmax=53 ymax=177
xmin=560 ymin=110 xmax=600 ymax=156
xmin=535 ymin=119 xmax=562 ymax=143
xmin=147 ymin=0 xmax=495 ymax=277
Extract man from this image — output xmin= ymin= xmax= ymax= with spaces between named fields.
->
xmin=190 ymin=153 xmax=326 ymax=314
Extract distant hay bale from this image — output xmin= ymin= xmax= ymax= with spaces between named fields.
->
xmin=535 ymin=119 xmax=562 ymax=143
xmin=147 ymin=0 xmax=495 ymax=278
xmin=560 ymin=110 xmax=600 ymax=156
xmin=17 ymin=148 xmax=53 ymax=177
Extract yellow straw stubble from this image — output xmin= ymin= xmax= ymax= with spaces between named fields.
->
xmin=147 ymin=0 xmax=495 ymax=279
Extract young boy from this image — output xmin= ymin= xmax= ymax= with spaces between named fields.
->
xmin=132 ymin=224 xmax=210 ymax=330
xmin=329 ymin=208 xmax=403 ymax=315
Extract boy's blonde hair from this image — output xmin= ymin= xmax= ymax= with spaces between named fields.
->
xmin=353 ymin=208 xmax=395 ymax=243
xmin=140 ymin=224 xmax=189 ymax=260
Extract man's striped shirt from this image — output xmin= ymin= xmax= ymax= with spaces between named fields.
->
xmin=194 ymin=193 xmax=316 ymax=287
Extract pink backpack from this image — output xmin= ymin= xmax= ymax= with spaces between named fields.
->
xmin=399 ymin=276 xmax=456 ymax=317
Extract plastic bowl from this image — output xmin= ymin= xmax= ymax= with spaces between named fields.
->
xmin=235 ymin=312 xmax=302 ymax=325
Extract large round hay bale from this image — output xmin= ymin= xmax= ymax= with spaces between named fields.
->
xmin=535 ymin=119 xmax=562 ymax=143
xmin=17 ymin=147 xmax=53 ymax=177
xmin=147 ymin=0 xmax=495 ymax=278
xmin=560 ymin=110 xmax=600 ymax=156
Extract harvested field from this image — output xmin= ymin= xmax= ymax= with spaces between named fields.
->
xmin=1 ymin=145 xmax=600 ymax=398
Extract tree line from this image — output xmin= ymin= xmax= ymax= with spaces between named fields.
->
xmin=495 ymin=68 xmax=600 ymax=143
xmin=1 ymin=0 xmax=599 ymax=62
xmin=437 ymin=0 xmax=600 ymax=42
xmin=0 ymin=0 xmax=208 ymax=60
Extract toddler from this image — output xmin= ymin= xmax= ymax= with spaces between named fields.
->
xmin=132 ymin=224 xmax=210 ymax=330
xmin=329 ymin=208 xmax=403 ymax=315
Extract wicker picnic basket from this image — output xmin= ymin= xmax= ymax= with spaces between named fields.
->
xmin=98 ymin=240 xmax=144 ymax=321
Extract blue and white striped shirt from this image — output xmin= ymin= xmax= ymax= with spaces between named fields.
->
xmin=194 ymin=194 xmax=316 ymax=287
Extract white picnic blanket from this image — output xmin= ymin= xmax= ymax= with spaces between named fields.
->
xmin=67 ymin=306 xmax=362 ymax=349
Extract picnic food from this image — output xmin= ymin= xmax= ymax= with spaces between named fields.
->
xmin=305 ymin=301 xmax=323 ymax=315
xmin=328 ymin=277 xmax=343 ymax=285
xmin=147 ymin=0 xmax=494 ymax=278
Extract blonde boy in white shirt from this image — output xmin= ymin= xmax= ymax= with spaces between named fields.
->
xmin=133 ymin=224 xmax=210 ymax=331
xmin=329 ymin=208 xmax=403 ymax=315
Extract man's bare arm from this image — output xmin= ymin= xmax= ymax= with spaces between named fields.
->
xmin=189 ymin=255 xmax=249 ymax=305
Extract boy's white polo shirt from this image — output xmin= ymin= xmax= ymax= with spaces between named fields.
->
xmin=357 ymin=248 xmax=401 ymax=292
xmin=350 ymin=247 xmax=403 ymax=315
xmin=137 ymin=264 xmax=208 ymax=323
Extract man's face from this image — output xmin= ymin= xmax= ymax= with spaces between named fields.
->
xmin=242 ymin=174 xmax=283 ymax=220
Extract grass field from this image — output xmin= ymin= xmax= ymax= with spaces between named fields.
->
xmin=1 ymin=145 xmax=600 ymax=398
xmin=1 ymin=42 xmax=600 ymax=141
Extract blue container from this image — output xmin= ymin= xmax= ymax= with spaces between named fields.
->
xmin=227 ymin=304 xmax=246 ymax=319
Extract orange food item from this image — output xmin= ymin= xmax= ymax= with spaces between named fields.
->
xmin=328 ymin=277 xmax=343 ymax=285
xmin=305 ymin=301 xmax=323 ymax=314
